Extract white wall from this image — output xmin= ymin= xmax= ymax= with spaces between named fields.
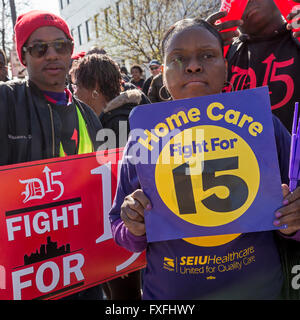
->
xmin=58 ymin=0 xmax=113 ymax=54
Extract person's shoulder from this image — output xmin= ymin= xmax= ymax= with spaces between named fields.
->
xmin=104 ymin=89 xmax=145 ymax=115
xmin=0 ymin=79 xmax=32 ymax=107
xmin=151 ymin=73 xmax=162 ymax=85
xmin=144 ymin=76 xmax=153 ymax=85
xmin=286 ymin=29 xmax=300 ymax=50
xmin=152 ymin=73 xmax=162 ymax=81
xmin=123 ymin=82 xmax=137 ymax=90
xmin=272 ymin=114 xmax=288 ymax=132
xmin=0 ymin=79 xmax=27 ymax=92
xmin=75 ymin=97 xmax=97 ymax=117
xmin=272 ymin=114 xmax=291 ymax=143
xmin=225 ymin=36 xmax=245 ymax=61
xmin=145 ymin=75 xmax=153 ymax=81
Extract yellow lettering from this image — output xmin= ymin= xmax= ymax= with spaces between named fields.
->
xmin=187 ymin=108 xmax=201 ymax=122
xmin=138 ymin=129 xmax=159 ymax=151
xmin=238 ymin=114 xmax=253 ymax=128
xmin=249 ymin=122 xmax=263 ymax=136
xmin=166 ymin=111 xmax=189 ymax=130
xmin=207 ymin=102 xmax=224 ymax=121
xmin=186 ymin=256 xmax=194 ymax=266
xmin=224 ymin=109 xmax=240 ymax=125
xmin=154 ymin=122 xmax=169 ymax=137
xmin=180 ymin=257 xmax=186 ymax=265
xmin=198 ymin=256 xmax=208 ymax=265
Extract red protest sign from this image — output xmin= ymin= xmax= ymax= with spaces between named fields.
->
xmin=0 ymin=149 xmax=146 ymax=300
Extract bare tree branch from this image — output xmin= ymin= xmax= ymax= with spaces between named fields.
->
xmin=95 ymin=0 xmax=221 ymax=64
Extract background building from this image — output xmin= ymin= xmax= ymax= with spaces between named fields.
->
xmin=58 ymin=0 xmax=221 ymax=75
xmin=59 ymin=0 xmax=113 ymax=54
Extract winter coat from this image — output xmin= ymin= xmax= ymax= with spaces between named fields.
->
xmin=0 ymin=80 xmax=102 ymax=166
xmin=99 ymin=89 xmax=150 ymax=148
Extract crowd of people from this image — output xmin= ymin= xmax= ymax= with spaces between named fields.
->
xmin=2 ymin=0 xmax=300 ymax=300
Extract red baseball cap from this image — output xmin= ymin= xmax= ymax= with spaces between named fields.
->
xmin=71 ymin=51 xmax=86 ymax=60
xmin=14 ymin=10 xmax=74 ymax=65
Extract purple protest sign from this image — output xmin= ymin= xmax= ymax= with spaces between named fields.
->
xmin=129 ymin=87 xmax=283 ymax=242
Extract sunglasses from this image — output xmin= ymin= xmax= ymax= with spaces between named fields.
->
xmin=23 ymin=39 xmax=73 ymax=58
xmin=150 ymin=66 xmax=160 ymax=71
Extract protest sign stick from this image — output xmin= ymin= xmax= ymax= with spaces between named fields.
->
xmin=289 ymin=102 xmax=300 ymax=191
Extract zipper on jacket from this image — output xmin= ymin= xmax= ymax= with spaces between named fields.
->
xmin=47 ymin=104 xmax=55 ymax=157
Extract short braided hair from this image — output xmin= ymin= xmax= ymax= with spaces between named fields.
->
xmin=72 ymin=53 xmax=122 ymax=101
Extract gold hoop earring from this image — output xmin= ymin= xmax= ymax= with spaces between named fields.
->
xmin=159 ymin=85 xmax=172 ymax=101
xmin=92 ymin=90 xmax=99 ymax=99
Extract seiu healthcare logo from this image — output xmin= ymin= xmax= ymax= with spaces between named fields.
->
xmin=163 ymin=246 xmax=256 ymax=280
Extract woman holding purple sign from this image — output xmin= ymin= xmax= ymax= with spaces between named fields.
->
xmin=109 ymin=18 xmax=300 ymax=299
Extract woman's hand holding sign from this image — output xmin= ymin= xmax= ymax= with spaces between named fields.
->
xmin=121 ymin=189 xmax=151 ymax=236
xmin=121 ymin=184 xmax=300 ymax=238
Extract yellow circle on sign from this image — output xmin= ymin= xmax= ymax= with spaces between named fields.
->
xmin=183 ymin=234 xmax=241 ymax=247
xmin=155 ymin=125 xmax=260 ymax=227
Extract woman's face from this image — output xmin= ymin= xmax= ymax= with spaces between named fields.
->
xmin=73 ymin=83 xmax=94 ymax=107
xmin=163 ymin=26 xmax=227 ymax=100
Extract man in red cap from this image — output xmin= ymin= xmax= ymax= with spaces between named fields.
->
xmin=0 ymin=10 xmax=103 ymax=299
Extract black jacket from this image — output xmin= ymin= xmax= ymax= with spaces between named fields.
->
xmin=0 ymin=80 xmax=102 ymax=166
xmin=99 ymin=89 xmax=150 ymax=148
xmin=142 ymin=76 xmax=153 ymax=96
xmin=226 ymin=25 xmax=300 ymax=133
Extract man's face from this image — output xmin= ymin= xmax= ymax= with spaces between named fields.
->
xmin=240 ymin=0 xmax=280 ymax=35
xmin=0 ymin=53 xmax=7 ymax=81
xmin=23 ymin=26 xmax=73 ymax=92
xmin=149 ymin=64 xmax=161 ymax=76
